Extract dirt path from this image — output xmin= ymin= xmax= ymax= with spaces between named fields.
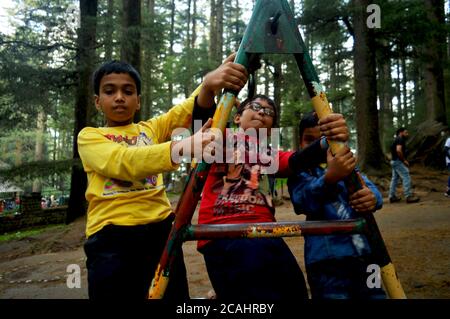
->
xmin=0 ymin=169 xmax=449 ymax=299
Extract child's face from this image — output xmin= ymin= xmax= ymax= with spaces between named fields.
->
xmin=300 ymin=126 xmax=321 ymax=148
xmin=234 ymin=98 xmax=274 ymax=131
xmin=95 ymin=72 xmax=141 ymax=127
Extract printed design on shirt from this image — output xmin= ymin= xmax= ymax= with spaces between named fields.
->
xmin=212 ymin=138 xmax=273 ymax=217
xmin=102 ymin=132 xmax=160 ymax=196
xmin=351 ymin=234 xmax=367 ymax=255
xmin=331 ymin=200 xmax=369 ymax=255
xmin=331 ymin=201 xmax=351 ymax=220
xmin=445 ymin=137 xmax=450 ymax=165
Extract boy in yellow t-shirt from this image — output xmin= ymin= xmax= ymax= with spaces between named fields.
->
xmin=78 ymin=55 xmax=247 ymax=300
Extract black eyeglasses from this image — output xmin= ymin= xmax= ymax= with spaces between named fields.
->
xmin=245 ymin=102 xmax=275 ymax=117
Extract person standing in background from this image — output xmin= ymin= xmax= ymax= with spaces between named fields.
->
xmin=388 ymin=128 xmax=420 ymax=204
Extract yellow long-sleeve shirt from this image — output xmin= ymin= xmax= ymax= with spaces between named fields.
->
xmin=78 ymin=85 xmax=202 ymax=238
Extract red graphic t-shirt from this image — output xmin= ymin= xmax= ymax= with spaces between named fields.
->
xmin=197 ymin=134 xmax=293 ymax=249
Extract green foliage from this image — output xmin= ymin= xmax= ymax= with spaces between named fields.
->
xmin=0 ymin=0 xmax=77 ymax=194
xmin=0 ymin=0 xmax=447 ymax=193
xmin=0 ymin=224 xmax=67 ymax=242
xmin=0 ymin=158 xmax=76 ymax=184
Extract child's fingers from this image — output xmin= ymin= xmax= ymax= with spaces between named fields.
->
xmin=349 ymin=188 xmax=365 ymax=200
xmin=203 ymin=140 xmax=222 ymax=157
xmin=318 ymin=113 xmax=344 ymax=126
xmin=350 ymin=194 xmax=372 ymax=208
xmin=344 ymin=156 xmax=356 ymax=169
xmin=201 ymin=118 xmax=213 ymax=131
xmin=328 ymin=134 xmax=349 ymax=142
xmin=335 ymin=145 xmax=352 ymax=157
xmin=209 ymin=128 xmax=222 ymax=142
xmin=326 ymin=148 xmax=334 ymax=161
xmin=349 ymin=188 xmax=374 ymax=205
xmin=217 ymin=68 xmax=247 ymax=89
xmin=322 ymin=125 xmax=348 ymax=140
xmin=223 ymin=75 xmax=247 ymax=91
xmin=321 ymin=125 xmax=348 ymax=138
xmin=319 ymin=115 xmax=346 ymax=131
xmin=223 ymin=52 xmax=237 ymax=64
xmin=352 ymin=201 xmax=375 ymax=212
xmin=221 ymin=62 xmax=248 ymax=82
xmin=353 ymin=195 xmax=375 ymax=209
xmin=327 ymin=136 xmax=348 ymax=143
xmin=233 ymin=64 xmax=249 ymax=78
xmin=223 ymin=67 xmax=248 ymax=84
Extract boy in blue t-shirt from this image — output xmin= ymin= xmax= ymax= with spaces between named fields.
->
xmin=288 ymin=112 xmax=386 ymax=299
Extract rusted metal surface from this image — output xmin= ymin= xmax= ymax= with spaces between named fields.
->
xmin=149 ymin=44 xmax=241 ymax=301
xmin=241 ymin=0 xmax=303 ymax=54
xmin=185 ymin=219 xmax=368 ymax=241
xmin=149 ymin=0 xmax=405 ymax=299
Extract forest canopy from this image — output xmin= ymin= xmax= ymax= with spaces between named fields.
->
xmin=0 ymin=0 xmax=448 ymax=221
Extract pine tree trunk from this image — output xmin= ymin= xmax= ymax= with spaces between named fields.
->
xmin=141 ymin=0 xmax=155 ymax=120
xmin=400 ymin=45 xmax=409 ymax=125
xmin=378 ymin=51 xmax=394 ymax=153
xmin=395 ymin=58 xmax=404 ymax=126
xmin=168 ymin=0 xmax=175 ymax=105
xmin=67 ymin=0 xmax=98 ymax=224
xmin=121 ymin=0 xmax=141 ymax=122
xmin=186 ymin=0 xmax=191 ymax=50
xmin=422 ymin=0 xmax=447 ymax=125
xmin=184 ymin=0 xmax=194 ymax=98
xmin=234 ymin=0 xmax=240 ymax=51
xmin=32 ymin=110 xmax=46 ymax=193
xmin=15 ymin=139 xmax=22 ymax=166
xmin=264 ymin=63 xmax=270 ymax=97
xmin=290 ymin=0 xmax=295 ymax=13
xmin=273 ymin=60 xmax=282 ymax=128
xmin=352 ymin=0 xmax=387 ymax=174
xmin=329 ymin=44 xmax=339 ymax=113
xmin=216 ymin=0 xmax=224 ymax=64
xmin=209 ymin=0 xmax=217 ymax=66
xmin=448 ymin=0 xmax=450 ymax=61
xmin=104 ymin=0 xmax=114 ymax=61
xmin=121 ymin=0 xmax=141 ymax=70
xmin=192 ymin=0 xmax=197 ymax=47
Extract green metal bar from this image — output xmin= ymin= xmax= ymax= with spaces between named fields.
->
xmin=148 ymin=31 xmax=257 ymax=301
xmin=147 ymin=97 xmax=235 ymax=299
xmin=149 ymin=0 xmax=406 ymax=299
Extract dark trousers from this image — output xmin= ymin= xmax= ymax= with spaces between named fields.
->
xmin=84 ymin=215 xmax=189 ymax=300
xmin=201 ymin=238 xmax=308 ymax=301
xmin=306 ymin=257 xmax=386 ymax=299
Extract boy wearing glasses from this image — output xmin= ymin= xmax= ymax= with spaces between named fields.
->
xmin=197 ymin=95 xmax=350 ymax=300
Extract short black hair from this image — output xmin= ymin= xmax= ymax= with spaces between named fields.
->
xmin=396 ymin=127 xmax=406 ymax=136
xmin=93 ymin=60 xmax=141 ymax=95
xmin=235 ymin=94 xmax=278 ymax=127
xmin=298 ymin=111 xmax=319 ymax=140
